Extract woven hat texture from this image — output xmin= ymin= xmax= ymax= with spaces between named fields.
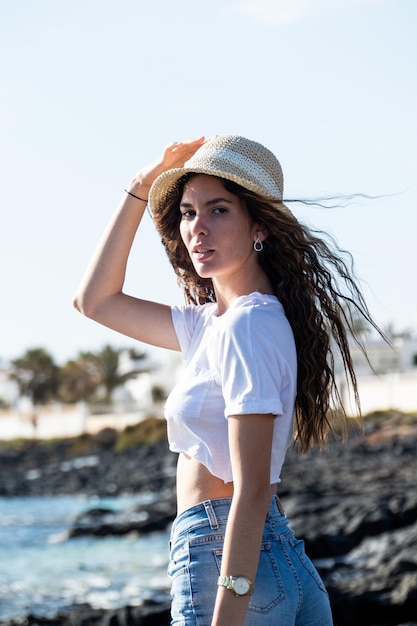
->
xmin=148 ymin=135 xmax=294 ymax=219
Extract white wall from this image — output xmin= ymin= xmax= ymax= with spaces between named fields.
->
xmin=340 ymin=371 xmax=417 ymax=416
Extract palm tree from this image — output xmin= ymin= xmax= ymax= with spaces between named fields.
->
xmin=10 ymin=348 xmax=59 ymax=405
xmin=58 ymin=355 xmax=101 ymax=403
xmin=86 ymin=345 xmax=148 ymax=404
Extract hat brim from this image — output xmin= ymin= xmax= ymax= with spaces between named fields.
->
xmin=148 ymin=167 xmax=295 ymax=220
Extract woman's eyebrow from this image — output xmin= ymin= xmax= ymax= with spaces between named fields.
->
xmin=180 ymin=197 xmax=234 ymax=209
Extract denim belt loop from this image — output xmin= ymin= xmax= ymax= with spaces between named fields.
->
xmin=275 ymin=495 xmax=285 ymax=516
xmin=203 ymin=500 xmax=219 ymax=530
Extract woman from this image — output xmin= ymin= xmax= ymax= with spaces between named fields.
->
xmin=74 ymin=135 xmax=380 ymax=625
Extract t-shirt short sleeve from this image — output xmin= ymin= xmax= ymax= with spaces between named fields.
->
xmin=171 ymin=305 xmax=195 ymax=356
xmin=171 ymin=303 xmax=217 ymax=361
xmin=215 ymin=305 xmax=295 ymax=418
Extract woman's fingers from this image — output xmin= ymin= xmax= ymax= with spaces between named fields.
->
xmin=162 ymin=136 xmax=205 ymax=168
xmin=129 ymin=136 xmax=206 ymax=190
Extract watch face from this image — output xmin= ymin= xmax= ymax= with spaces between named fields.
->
xmin=233 ymin=576 xmax=250 ymax=595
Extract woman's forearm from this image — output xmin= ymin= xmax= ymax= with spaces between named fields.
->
xmin=211 ymin=414 xmax=275 ymax=626
xmin=211 ymin=490 xmax=271 ymax=626
xmin=73 ymin=183 xmax=150 ymax=319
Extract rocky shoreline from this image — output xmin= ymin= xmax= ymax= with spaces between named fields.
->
xmin=1 ymin=413 xmax=417 ymax=626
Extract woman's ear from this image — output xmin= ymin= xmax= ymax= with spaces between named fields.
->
xmin=254 ymin=225 xmax=269 ymax=243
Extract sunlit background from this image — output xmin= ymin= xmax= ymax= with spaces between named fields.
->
xmin=1 ymin=0 xmax=416 ymax=365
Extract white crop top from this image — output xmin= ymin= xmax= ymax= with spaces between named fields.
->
xmin=164 ymin=292 xmax=297 ymax=484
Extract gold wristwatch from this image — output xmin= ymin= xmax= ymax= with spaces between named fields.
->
xmin=217 ymin=575 xmax=254 ymax=597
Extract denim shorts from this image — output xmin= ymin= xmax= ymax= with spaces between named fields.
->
xmin=168 ymin=495 xmax=333 ymax=626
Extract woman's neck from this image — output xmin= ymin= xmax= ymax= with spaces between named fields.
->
xmin=214 ymin=278 xmax=273 ymax=316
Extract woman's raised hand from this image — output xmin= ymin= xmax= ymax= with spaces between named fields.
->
xmin=130 ymin=136 xmax=206 ymax=192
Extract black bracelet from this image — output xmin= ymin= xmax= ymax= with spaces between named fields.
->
xmin=124 ymin=189 xmax=148 ymax=203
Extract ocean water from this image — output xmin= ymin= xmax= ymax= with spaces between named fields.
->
xmin=0 ymin=495 xmax=171 ymax=621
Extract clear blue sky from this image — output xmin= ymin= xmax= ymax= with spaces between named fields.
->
xmin=1 ymin=0 xmax=416 ymax=365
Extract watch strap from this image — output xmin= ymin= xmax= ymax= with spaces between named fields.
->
xmin=218 ymin=575 xmax=233 ymax=589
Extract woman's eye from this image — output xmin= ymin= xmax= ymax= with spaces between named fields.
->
xmin=180 ymin=208 xmax=227 ymax=218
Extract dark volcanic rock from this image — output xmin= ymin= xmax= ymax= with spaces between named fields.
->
xmin=1 ymin=415 xmax=417 ymax=626
xmin=0 ymin=601 xmax=171 ymax=625
xmin=0 ymin=437 xmax=177 ymax=497
xmin=325 ymin=520 xmax=417 ymax=626
xmin=278 ymin=429 xmax=417 ymax=626
xmin=67 ymin=494 xmax=176 ymax=538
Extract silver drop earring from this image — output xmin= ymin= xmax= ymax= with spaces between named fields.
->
xmin=254 ymin=236 xmax=264 ymax=252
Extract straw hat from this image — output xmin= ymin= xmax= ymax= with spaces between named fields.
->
xmin=148 ymin=135 xmax=294 ymax=219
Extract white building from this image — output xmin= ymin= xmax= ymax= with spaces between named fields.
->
xmin=348 ymin=334 xmax=417 ymax=376
xmin=339 ymin=333 xmax=417 ymax=415
xmin=0 ymin=368 xmax=19 ymax=407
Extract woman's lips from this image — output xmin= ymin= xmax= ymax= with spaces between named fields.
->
xmin=193 ymin=249 xmax=214 ymax=261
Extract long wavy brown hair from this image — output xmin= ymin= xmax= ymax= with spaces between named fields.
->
xmin=153 ymin=174 xmax=385 ymax=453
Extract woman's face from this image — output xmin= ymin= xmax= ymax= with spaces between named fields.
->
xmin=179 ymin=174 xmax=261 ymax=284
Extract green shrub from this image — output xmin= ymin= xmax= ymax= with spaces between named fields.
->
xmin=115 ymin=416 xmax=167 ymax=452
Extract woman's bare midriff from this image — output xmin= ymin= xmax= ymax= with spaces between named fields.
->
xmin=176 ymin=452 xmax=278 ymax=515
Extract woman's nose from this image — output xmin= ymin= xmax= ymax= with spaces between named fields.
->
xmin=190 ymin=213 xmax=209 ymax=236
